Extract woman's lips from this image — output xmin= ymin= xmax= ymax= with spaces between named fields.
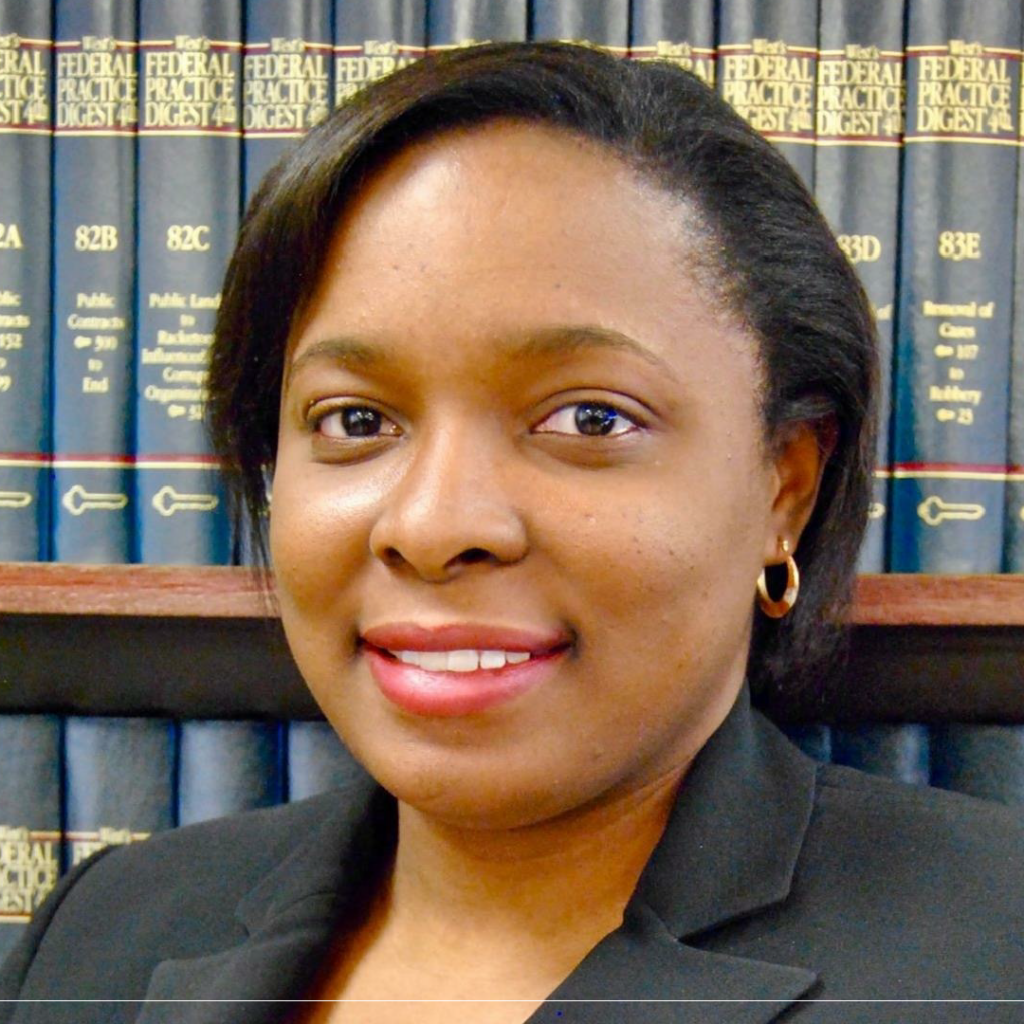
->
xmin=363 ymin=644 xmax=569 ymax=717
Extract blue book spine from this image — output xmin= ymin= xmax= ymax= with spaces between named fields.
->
xmin=628 ymin=0 xmax=715 ymax=88
xmin=890 ymin=4 xmax=1022 ymax=572
xmin=717 ymin=0 xmax=819 ymax=189
xmin=831 ymin=724 xmax=930 ymax=786
xmin=813 ymin=0 xmax=905 ymax=573
xmin=781 ymin=723 xmax=833 ymax=763
xmin=178 ymin=720 xmax=283 ymax=826
xmin=50 ymin=0 xmax=137 ymax=564
xmin=1006 ymin=85 xmax=1024 ymax=570
xmin=333 ymin=0 xmax=425 ymax=108
xmin=135 ymin=0 xmax=242 ymax=565
xmin=242 ymin=0 xmax=331 ymax=210
xmin=0 ymin=716 xmax=61 ymax=964
xmin=427 ymin=0 xmax=526 ymax=50
xmin=529 ymin=0 xmax=628 ymax=55
xmin=930 ymin=724 xmax=1024 ymax=806
xmin=287 ymin=720 xmax=363 ymax=801
xmin=64 ymin=717 xmax=175 ymax=870
xmin=0 ymin=1 xmax=52 ymax=561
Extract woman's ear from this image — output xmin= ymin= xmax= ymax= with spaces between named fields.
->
xmin=763 ymin=415 xmax=837 ymax=564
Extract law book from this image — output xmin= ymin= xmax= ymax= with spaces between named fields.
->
xmin=890 ymin=2 xmax=1021 ymax=572
xmin=781 ymin=723 xmax=833 ymax=763
xmin=0 ymin=0 xmax=52 ymax=561
xmin=333 ymin=0 xmax=425 ymax=109
xmin=135 ymin=0 xmax=241 ymax=564
xmin=0 ymin=716 xmax=61 ymax=964
xmin=1005 ymin=74 xmax=1024 ymax=571
xmin=930 ymin=724 xmax=1024 ymax=806
xmin=717 ymin=0 xmax=818 ymax=190
xmin=628 ymin=0 xmax=715 ymax=89
xmin=50 ymin=0 xmax=137 ymax=564
xmin=831 ymin=724 xmax=931 ymax=786
xmin=178 ymin=720 xmax=283 ymax=826
xmin=426 ymin=0 xmax=526 ymax=51
xmin=242 ymin=0 xmax=331 ymax=210
xmin=64 ymin=717 xmax=175 ymax=870
xmin=287 ymin=720 xmax=365 ymax=801
xmin=529 ymin=0 xmax=629 ymax=56
xmin=813 ymin=0 xmax=904 ymax=573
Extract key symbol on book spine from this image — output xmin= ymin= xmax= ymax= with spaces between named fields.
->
xmin=152 ymin=485 xmax=219 ymax=517
xmin=62 ymin=484 xmax=129 ymax=516
xmin=0 ymin=490 xmax=32 ymax=508
xmin=917 ymin=495 xmax=986 ymax=526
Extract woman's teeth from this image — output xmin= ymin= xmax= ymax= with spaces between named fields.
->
xmin=389 ymin=649 xmax=533 ymax=672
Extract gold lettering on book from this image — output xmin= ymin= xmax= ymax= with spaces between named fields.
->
xmin=720 ymin=39 xmax=815 ymax=137
xmin=56 ymin=39 xmax=137 ymax=130
xmin=142 ymin=36 xmax=238 ymax=130
xmin=0 ymin=36 xmax=49 ymax=128
xmin=0 ymin=826 xmax=59 ymax=916
xmin=244 ymin=37 xmax=329 ymax=132
xmin=334 ymin=39 xmax=418 ymax=104
xmin=914 ymin=42 xmax=1016 ymax=136
xmin=817 ymin=45 xmax=903 ymax=138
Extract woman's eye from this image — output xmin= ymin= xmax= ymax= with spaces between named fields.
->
xmin=313 ymin=405 xmax=401 ymax=439
xmin=534 ymin=401 xmax=640 ymax=438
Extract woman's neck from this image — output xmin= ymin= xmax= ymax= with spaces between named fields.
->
xmin=381 ymin=761 xmax=690 ymax=971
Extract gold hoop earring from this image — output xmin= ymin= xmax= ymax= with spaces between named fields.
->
xmin=757 ymin=538 xmax=800 ymax=619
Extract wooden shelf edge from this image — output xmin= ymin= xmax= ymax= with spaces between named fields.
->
xmin=0 ymin=563 xmax=272 ymax=618
xmin=0 ymin=564 xmax=1022 ymax=625
xmin=851 ymin=574 xmax=1024 ymax=627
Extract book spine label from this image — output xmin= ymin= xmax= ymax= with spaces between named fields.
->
xmin=427 ymin=0 xmax=527 ymax=49
xmin=287 ymin=720 xmax=363 ymax=801
xmin=0 ymin=716 xmax=61 ymax=958
xmin=64 ymin=717 xmax=175 ymax=868
xmin=178 ymin=720 xmax=283 ymax=825
xmin=891 ymin=5 xmax=1022 ymax=571
xmin=717 ymin=0 xmax=819 ymax=188
xmin=135 ymin=0 xmax=242 ymax=564
xmin=529 ymin=0 xmax=629 ymax=54
xmin=0 ymin=2 xmax=52 ymax=560
xmin=333 ymin=0 xmax=425 ymax=107
xmin=50 ymin=0 xmax=137 ymax=564
xmin=242 ymin=0 xmax=332 ymax=209
xmin=628 ymin=0 xmax=715 ymax=88
xmin=813 ymin=0 xmax=905 ymax=572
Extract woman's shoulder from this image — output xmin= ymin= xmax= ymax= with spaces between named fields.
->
xmin=0 ymin=782 xmax=384 ymax=1011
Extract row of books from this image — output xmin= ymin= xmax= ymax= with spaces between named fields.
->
xmin=0 ymin=715 xmax=363 ymax=964
xmin=1 ymin=0 xmax=1023 ymax=571
xmin=1 ymin=713 xmax=1022 ymax=965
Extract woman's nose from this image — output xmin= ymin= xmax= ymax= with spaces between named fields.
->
xmin=367 ymin=425 xmax=529 ymax=582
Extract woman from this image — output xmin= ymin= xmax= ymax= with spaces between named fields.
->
xmin=3 ymin=42 xmax=1023 ymax=1024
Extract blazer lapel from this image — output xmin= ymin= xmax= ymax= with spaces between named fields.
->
xmin=532 ymin=901 xmax=816 ymax=1024
xmin=135 ymin=780 xmax=396 ymax=1024
xmin=135 ymin=687 xmax=820 ymax=1024
xmin=528 ymin=687 xmax=822 ymax=1023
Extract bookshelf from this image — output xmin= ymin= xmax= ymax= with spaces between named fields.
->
xmin=0 ymin=564 xmax=1021 ymax=726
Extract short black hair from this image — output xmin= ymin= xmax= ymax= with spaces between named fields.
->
xmin=208 ymin=41 xmax=877 ymax=699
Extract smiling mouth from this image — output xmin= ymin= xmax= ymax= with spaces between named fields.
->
xmin=359 ymin=640 xmax=573 ymax=717
xmin=367 ymin=646 xmax=560 ymax=672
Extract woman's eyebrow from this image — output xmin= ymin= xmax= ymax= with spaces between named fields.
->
xmin=503 ymin=325 xmax=680 ymax=382
xmin=285 ymin=325 xmax=679 ymax=385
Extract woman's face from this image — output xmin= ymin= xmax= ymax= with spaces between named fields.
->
xmin=272 ymin=121 xmax=793 ymax=829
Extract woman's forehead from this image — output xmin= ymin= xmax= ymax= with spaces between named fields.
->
xmin=289 ymin=120 xmax=750 ymax=373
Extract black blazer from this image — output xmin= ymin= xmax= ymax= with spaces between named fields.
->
xmin=3 ymin=688 xmax=1024 ymax=1023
